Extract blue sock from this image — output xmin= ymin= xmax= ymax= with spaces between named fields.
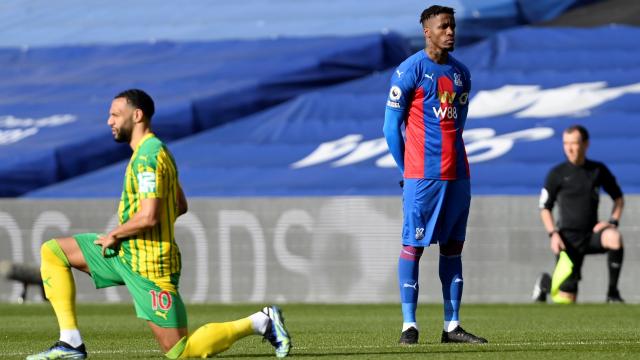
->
xmin=439 ymin=254 xmax=463 ymax=327
xmin=398 ymin=245 xmax=423 ymax=324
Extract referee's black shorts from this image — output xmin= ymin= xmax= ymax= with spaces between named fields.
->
xmin=556 ymin=229 xmax=607 ymax=293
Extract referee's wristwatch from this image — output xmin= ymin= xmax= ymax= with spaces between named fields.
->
xmin=608 ymin=218 xmax=619 ymax=227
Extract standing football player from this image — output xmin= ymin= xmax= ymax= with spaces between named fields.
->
xmin=383 ymin=5 xmax=487 ymax=345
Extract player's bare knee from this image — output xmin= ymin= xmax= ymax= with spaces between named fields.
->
xmin=557 ymin=291 xmax=577 ymax=303
xmin=158 ymin=340 xmax=174 ymax=354
xmin=602 ymin=229 xmax=622 ymax=250
xmin=149 ymin=323 xmax=185 ymax=353
xmin=154 ymin=334 xmax=176 ymax=353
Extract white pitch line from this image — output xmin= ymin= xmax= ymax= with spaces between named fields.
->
xmin=9 ymin=340 xmax=638 ymax=356
xmin=292 ymin=339 xmax=640 ymax=350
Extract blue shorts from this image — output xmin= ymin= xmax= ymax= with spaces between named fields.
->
xmin=402 ymin=178 xmax=470 ymax=247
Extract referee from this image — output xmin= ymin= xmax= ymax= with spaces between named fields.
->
xmin=534 ymin=124 xmax=625 ymax=304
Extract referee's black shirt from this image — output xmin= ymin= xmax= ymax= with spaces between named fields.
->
xmin=539 ymin=159 xmax=623 ymax=232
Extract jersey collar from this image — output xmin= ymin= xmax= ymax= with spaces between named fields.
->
xmin=131 ymin=133 xmax=155 ymax=158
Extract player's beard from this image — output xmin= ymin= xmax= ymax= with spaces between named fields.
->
xmin=113 ymin=121 xmax=133 ymax=143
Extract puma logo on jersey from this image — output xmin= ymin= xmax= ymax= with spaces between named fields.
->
xmin=424 ymin=73 xmax=434 ymax=81
xmin=155 ymin=311 xmax=168 ymax=320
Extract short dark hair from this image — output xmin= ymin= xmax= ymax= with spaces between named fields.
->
xmin=564 ymin=124 xmax=589 ymax=142
xmin=420 ymin=5 xmax=455 ymax=25
xmin=114 ymin=89 xmax=155 ymax=121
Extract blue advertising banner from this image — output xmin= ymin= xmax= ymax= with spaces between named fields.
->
xmin=26 ymin=26 xmax=640 ymax=197
xmin=1 ymin=33 xmax=409 ymax=196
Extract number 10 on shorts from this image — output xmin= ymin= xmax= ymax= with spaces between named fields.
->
xmin=149 ymin=290 xmax=173 ymax=311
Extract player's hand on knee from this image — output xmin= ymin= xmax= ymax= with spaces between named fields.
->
xmin=592 ymin=221 xmax=612 ymax=233
xmin=95 ymin=233 xmax=120 ymax=257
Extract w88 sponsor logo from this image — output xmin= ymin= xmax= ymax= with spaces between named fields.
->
xmin=433 ymin=106 xmax=457 ymax=120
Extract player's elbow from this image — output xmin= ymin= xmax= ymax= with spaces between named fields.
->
xmin=382 ymin=124 xmax=391 ymax=138
xmin=178 ymin=203 xmax=188 ymax=216
xmin=146 ymin=218 xmax=159 ymax=229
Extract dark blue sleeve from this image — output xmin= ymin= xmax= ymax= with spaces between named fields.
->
xmin=383 ymin=108 xmax=405 ymax=174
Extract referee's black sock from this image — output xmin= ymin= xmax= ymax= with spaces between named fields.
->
xmin=607 ymin=247 xmax=624 ymax=294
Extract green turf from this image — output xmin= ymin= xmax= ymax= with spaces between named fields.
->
xmin=1 ymin=303 xmax=638 ymax=359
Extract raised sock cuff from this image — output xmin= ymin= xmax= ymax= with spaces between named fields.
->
xmin=44 ymin=239 xmax=70 ymax=267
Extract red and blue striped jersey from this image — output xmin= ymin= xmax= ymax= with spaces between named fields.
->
xmin=386 ymin=50 xmax=471 ymax=180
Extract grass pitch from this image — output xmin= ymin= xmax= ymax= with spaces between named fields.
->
xmin=1 ymin=303 xmax=638 ymax=359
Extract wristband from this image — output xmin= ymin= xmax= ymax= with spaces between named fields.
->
xmin=608 ymin=219 xmax=619 ymax=227
xmin=548 ymin=230 xmax=558 ymax=238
